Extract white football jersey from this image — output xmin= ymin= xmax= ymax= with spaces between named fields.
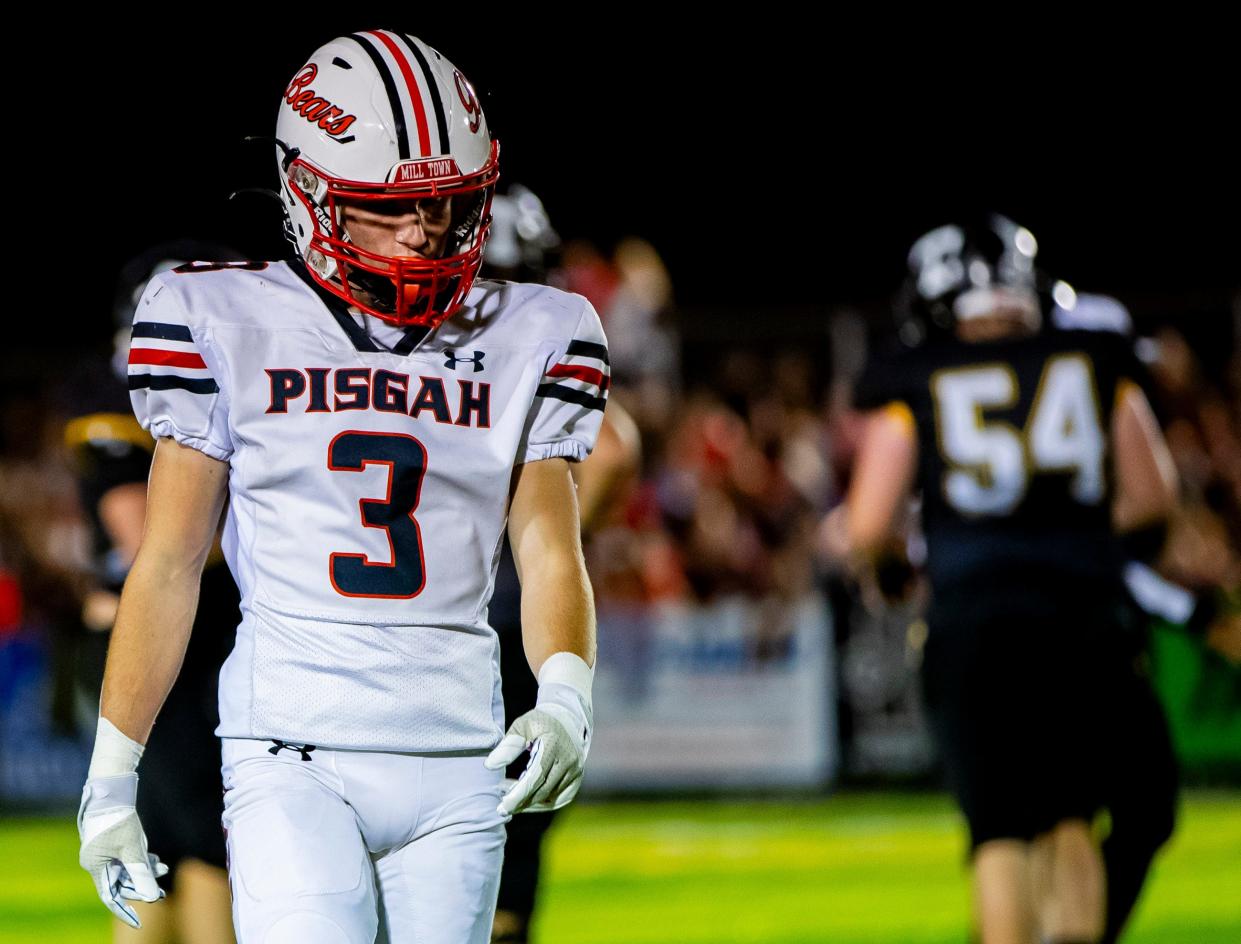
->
xmin=128 ymin=260 xmax=608 ymax=751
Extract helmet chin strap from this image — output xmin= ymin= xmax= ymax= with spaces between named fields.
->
xmin=345 ymin=266 xmax=398 ymax=311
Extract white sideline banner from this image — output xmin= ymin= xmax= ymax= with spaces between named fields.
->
xmin=585 ymin=593 xmax=837 ymax=791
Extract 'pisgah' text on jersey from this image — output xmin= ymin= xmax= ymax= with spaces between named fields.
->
xmin=265 ymin=368 xmax=490 ymax=427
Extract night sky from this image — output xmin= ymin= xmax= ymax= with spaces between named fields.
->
xmin=19 ymin=16 xmax=1237 ymax=353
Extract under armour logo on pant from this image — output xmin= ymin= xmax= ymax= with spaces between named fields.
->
xmin=444 ymin=350 xmax=485 ymax=372
xmin=269 ymin=740 xmax=317 ymax=761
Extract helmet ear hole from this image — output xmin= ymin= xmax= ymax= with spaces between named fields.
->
xmin=450 ymin=191 xmax=487 ymax=250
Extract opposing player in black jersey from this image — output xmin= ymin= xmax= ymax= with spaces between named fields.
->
xmin=67 ymin=243 xmax=241 ymax=944
xmin=482 ymin=187 xmax=641 ymax=944
xmin=835 ymin=217 xmax=1178 ymax=944
xmin=1046 ymin=293 xmax=1182 ymax=944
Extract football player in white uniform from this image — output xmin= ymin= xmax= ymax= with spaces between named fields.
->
xmin=77 ymin=31 xmax=606 ymax=944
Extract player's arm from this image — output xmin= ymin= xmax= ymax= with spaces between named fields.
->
xmin=65 ymin=415 xmax=153 ymax=629
xmin=507 ymin=456 xmax=595 ymax=672
xmin=572 ymin=402 xmax=641 ymax=537
xmin=842 ymin=403 xmax=919 ymax=561
xmin=486 ymin=457 xmax=595 ymax=815
xmin=98 ymin=483 xmax=148 ymax=566
xmin=1108 ymin=381 xmax=1241 ymax=660
xmin=80 ymin=436 xmax=228 ymax=928
xmin=100 ymin=437 xmax=228 ymax=738
xmin=78 ymin=484 xmax=149 ymax=632
xmin=1111 ymin=380 xmax=1178 ymax=534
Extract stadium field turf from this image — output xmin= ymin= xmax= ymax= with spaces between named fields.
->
xmin=4 ymin=792 xmax=1238 ymax=943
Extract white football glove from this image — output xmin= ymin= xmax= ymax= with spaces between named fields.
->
xmin=485 ymin=652 xmax=593 ymax=816
xmin=78 ymin=719 xmax=167 ymax=928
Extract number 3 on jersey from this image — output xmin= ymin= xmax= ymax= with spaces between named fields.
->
xmin=932 ymin=353 xmax=1105 ymax=516
xmin=328 ymin=431 xmax=428 ymax=598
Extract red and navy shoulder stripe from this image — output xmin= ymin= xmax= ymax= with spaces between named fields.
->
xmin=537 ymin=340 xmax=609 ymax=412
xmin=128 ymin=322 xmax=219 ymax=395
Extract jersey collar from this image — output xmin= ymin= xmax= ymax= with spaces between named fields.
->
xmin=289 ymin=261 xmax=430 ymax=355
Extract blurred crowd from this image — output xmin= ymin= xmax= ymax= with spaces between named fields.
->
xmin=2 ymin=236 xmax=1239 ymax=779
xmin=558 ymin=237 xmax=842 ymax=661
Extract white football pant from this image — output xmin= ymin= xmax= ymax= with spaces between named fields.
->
xmin=221 ymin=737 xmax=507 ymax=943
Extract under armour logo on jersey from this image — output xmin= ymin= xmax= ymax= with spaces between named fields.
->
xmin=268 ymin=740 xmax=317 ymax=762
xmin=444 ymin=350 xmax=485 ymax=372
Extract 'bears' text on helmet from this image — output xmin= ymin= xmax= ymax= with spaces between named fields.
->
xmin=276 ymin=31 xmax=499 ymax=329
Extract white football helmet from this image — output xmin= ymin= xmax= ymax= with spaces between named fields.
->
xmin=276 ymin=30 xmax=499 ymax=328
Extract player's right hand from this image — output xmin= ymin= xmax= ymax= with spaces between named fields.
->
xmin=78 ymin=772 xmax=168 ymax=928
xmin=486 ymin=703 xmax=589 ymax=816
xmin=485 ymin=651 xmax=594 ymax=816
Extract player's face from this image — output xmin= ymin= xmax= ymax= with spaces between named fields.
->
xmin=340 ymin=197 xmax=454 ymax=264
xmin=954 ymin=286 xmax=1041 ymax=341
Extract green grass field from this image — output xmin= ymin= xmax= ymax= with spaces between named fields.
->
xmin=4 ymin=792 xmax=1239 ymax=943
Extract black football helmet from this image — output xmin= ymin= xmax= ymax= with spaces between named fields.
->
xmin=481 ymin=184 xmax=560 ymax=284
xmin=895 ymin=214 xmax=1067 ymax=345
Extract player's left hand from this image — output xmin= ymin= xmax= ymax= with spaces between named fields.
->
xmin=78 ymin=773 xmax=168 ymax=928
xmin=485 ymin=652 xmax=593 ymax=816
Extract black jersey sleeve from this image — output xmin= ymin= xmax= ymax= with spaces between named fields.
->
xmin=855 ymin=343 xmax=913 ymax=412
xmin=1069 ymin=328 xmax=1154 ymax=421
xmin=1115 ymin=332 xmax=1156 ymax=402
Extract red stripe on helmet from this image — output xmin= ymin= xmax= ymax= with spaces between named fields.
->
xmin=128 ymin=349 xmax=208 ymax=369
xmin=367 ymin=30 xmax=432 ymax=158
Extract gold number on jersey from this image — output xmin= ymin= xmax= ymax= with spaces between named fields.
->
xmin=931 ymin=353 xmax=1105 ymax=516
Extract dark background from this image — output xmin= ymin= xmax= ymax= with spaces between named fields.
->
xmin=14 ymin=15 xmax=1237 ymax=355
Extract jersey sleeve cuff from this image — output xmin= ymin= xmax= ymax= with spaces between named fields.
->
xmin=518 ymin=439 xmax=588 ymax=465
xmin=144 ymin=420 xmax=233 ymax=462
